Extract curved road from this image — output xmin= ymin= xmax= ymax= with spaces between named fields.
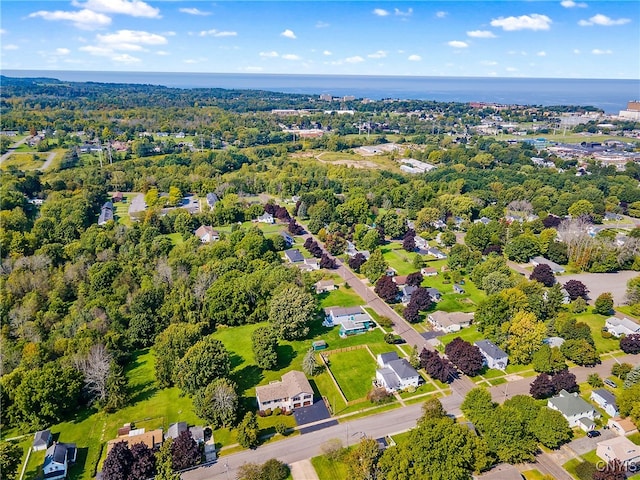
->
xmin=0 ymin=135 xmax=31 ymax=165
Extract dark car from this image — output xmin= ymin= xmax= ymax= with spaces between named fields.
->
xmin=587 ymin=430 xmax=601 ymax=438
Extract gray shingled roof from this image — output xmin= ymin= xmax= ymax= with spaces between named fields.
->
xmin=284 ymin=249 xmax=304 ymax=263
xmin=387 ymin=358 xmax=419 ymax=380
xmin=475 ymin=339 xmax=507 ymax=361
xmin=592 ymin=389 xmax=617 ymax=407
xmin=378 ymin=352 xmax=399 ymax=365
xmin=549 ymin=390 xmax=596 ymax=417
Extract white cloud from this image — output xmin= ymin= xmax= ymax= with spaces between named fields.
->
xmin=316 ymin=21 xmax=329 ymax=28
xmin=394 ymin=8 xmax=412 ymax=17
xmin=345 ymin=55 xmax=364 ymax=63
xmin=184 ymin=59 xmax=198 ymax=64
xmin=490 ymin=14 xmax=552 ymax=31
xmin=55 ymin=48 xmax=70 ymax=55
xmin=536 ymin=51 xmax=547 ymax=56
xmin=280 ymin=29 xmax=296 ymax=39
xmin=561 ymin=0 xmax=587 ymax=7
xmin=3 ymin=44 xmax=19 ymax=50
xmin=579 ymin=14 xmax=631 ymax=26
xmin=448 ymin=40 xmax=469 ymax=48
xmin=199 ymin=29 xmax=237 ymax=37
xmin=592 ymin=48 xmax=613 ymax=55
xmin=179 ymin=8 xmax=210 ymax=16
xmin=96 ymin=30 xmax=167 ymax=49
xmin=367 ymin=50 xmax=387 ymax=59
xmin=112 ymin=53 xmax=141 ymax=63
xmin=244 ymin=66 xmax=263 ymax=72
xmin=435 ymin=11 xmax=448 ymax=18
xmin=323 ymin=50 xmax=332 ymax=56
xmin=408 ymin=54 xmax=421 ymax=61
xmin=573 ymin=49 xmax=581 ymax=54
xmin=467 ymin=30 xmax=496 ymax=38
xmin=506 ymin=67 xmax=519 ymax=72
xmin=373 ymin=8 xmax=389 ymax=17
xmin=71 ymin=0 xmax=160 ymax=18
xmin=282 ymin=54 xmax=301 ymax=60
xmin=155 ymin=50 xmax=170 ymax=56
xmin=0 ymin=29 xmax=7 ymax=35
xmin=28 ymin=9 xmax=112 ymax=30
xmin=259 ymin=51 xmax=279 ymax=58
xmin=480 ymin=60 xmax=498 ymax=65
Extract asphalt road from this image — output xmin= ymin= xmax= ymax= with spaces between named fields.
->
xmin=0 ymin=135 xmax=31 ymax=165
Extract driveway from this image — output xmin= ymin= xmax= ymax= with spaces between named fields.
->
xmin=293 ymin=401 xmax=331 ymax=426
xmin=567 ymin=428 xmax=616 ymax=455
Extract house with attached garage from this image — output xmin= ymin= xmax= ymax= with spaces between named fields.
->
xmin=427 ymin=247 xmax=447 ymax=259
xmin=279 ymin=230 xmax=294 ymax=246
xmin=530 ymin=256 xmax=565 ymax=274
xmin=421 ymin=267 xmax=438 ymax=277
xmin=596 ymin=436 xmax=640 ymax=466
xmin=475 ymin=339 xmax=508 ymax=370
xmin=194 ymin=225 xmax=219 ymax=243
xmin=590 ymin=389 xmax=619 ymax=417
xmin=256 ymin=212 xmax=275 ymax=224
xmin=428 ymin=311 xmax=474 ymax=333
xmin=206 ymin=192 xmax=219 ymax=208
xmin=547 ymin=389 xmax=600 ymax=430
xmin=284 ymin=248 xmax=305 ymax=264
xmin=604 ymin=316 xmax=640 ymax=338
xmin=256 ymin=370 xmax=313 ymax=412
xmin=315 ymin=280 xmax=336 ymax=294
xmin=324 ymin=306 xmax=375 ymax=337
xmin=42 ymin=443 xmax=77 ymax=480
xmin=375 ymin=352 xmax=421 ymax=392
xmin=607 ymin=417 xmax=639 ymax=437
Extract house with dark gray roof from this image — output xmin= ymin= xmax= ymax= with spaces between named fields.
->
xmin=206 ymin=193 xmax=219 ymax=208
xmin=475 ymin=339 xmax=508 ymax=370
xmin=43 ymin=443 xmax=77 ymax=480
xmin=98 ymin=201 xmax=114 ymax=226
xmin=284 ymin=248 xmax=304 ymax=263
xmin=548 ymin=389 xmax=600 ymax=430
xmin=531 ymin=256 xmax=565 ymax=274
xmin=33 ymin=430 xmax=52 ymax=451
xmin=375 ymin=353 xmax=421 ymax=392
xmin=165 ymin=422 xmax=188 ymax=440
xmin=591 ymin=389 xmax=619 ymax=417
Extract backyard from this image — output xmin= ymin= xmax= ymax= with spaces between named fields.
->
xmin=325 ymin=348 xmax=378 ymax=402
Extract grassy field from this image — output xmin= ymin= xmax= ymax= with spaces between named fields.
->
xmin=318 ymin=285 xmax=365 ymax=309
xmin=0 ymin=152 xmax=45 ymax=170
xmin=573 ymin=313 xmax=621 ymax=353
xmin=437 ymin=327 xmax=484 ymax=349
xmin=522 ymin=469 xmax=551 ymax=480
xmin=380 ymin=243 xmax=421 ymax=276
xmin=311 ymin=453 xmax=350 ymax=479
xmin=327 ymin=349 xmax=377 ymax=401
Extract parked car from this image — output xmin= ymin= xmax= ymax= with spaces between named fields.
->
xmin=587 ymin=430 xmax=601 ymax=438
xmin=604 ymin=379 xmax=618 ymax=388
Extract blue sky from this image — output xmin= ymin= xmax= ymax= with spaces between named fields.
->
xmin=1 ymin=1 xmax=638 ymax=78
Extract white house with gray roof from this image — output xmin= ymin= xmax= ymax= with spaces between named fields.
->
xmin=547 ymin=389 xmax=600 ymax=430
xmin=531 ymin=256 xmax=565 ymax=274
xmin=375 ymin=352 xmax=421 ymax=392
xmin=255 ymin=370 xmax=313 ymax=412
xmin=475 ymin=339 xmax=508 ymax=370
xmin=605 ymin=316 xmax=640 ymax=338
xmin=591 ymin=389 xmax=619 ymax=417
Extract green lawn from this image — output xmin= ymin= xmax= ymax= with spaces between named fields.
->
xmin=380 ymin=243 xmax=422 ymax=276
xmin=0 ymin=152 xmax=45 ymax=170
xmin=327 ymin=349 xmax=377 ymax=401
xmin=573 ymin=313 xmax=621 ymax=353
xmin=437 ymin=327 xmax=484 ymax=349
xmin=311 ymin=453 xmax=349 ymax=479
xmin=319 ymin=286 xmax=365 ymax=309
xmin=522 ymin=469 xmax=551 ymax=480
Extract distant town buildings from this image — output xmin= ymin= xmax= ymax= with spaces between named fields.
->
xmin=618 ymin=100 xmax=640 ymax=121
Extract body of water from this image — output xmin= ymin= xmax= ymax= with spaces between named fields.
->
xmin=3 ymin=70 xmax=639 ymax=114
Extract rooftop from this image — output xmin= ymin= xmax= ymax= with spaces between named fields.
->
xmin=256 ymin=370 xmax=313 ymax=404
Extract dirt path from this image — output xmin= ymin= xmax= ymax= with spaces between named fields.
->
xmin=39 ymin=151 xmax=56 ymax=171
xmin=0 ymin=136 xmax=31 ymax=165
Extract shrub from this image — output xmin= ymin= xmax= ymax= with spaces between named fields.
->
xmin=377 ymin=316 xmax=393 ymax=329
xmin=264 ymin=408 xmax=272 ymax=417
xmin=384 ymin=333 xmax=396 ymax=344
xmin=367 ymin=387 xmax=392 ymax=404
xmin=274 ymin=422 xmax=288 ymax=435
xmin=273 ymin=407 xmax=282 ymax=416
xmin=601 ymin=330 xmax=612 ymax=339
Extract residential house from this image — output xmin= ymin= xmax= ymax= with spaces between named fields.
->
xmin=375 ymin=352 xmax=421 ymax=392
xmin=112 ymin=191 xmax=123 ymax=202
xmin=543 ymin=336 xmax=565 ymax=348
xmin=428 ymin=311 xmax=474 ymax=333
xmin=547 ymin=389 xmax=600 ymax=429
xmin=284 ymin=249 xmax=305 ymax=264
xmin=400 ymin=285 xmax=417 ymax=305
xmin=255 ymin=370 xmax=314 ymax=411
xmin=591 ymin=389 xmax=619 ymax=417
xmin=256 ymin=212 xmax=275 ymax=224
xmin=426 ymin=287 xmax=442 ymax=302
xmin=605 ymin=316 xmax=640 ymax=338
xmin=33 ymin=430 xmax=52 ymax=451
xmin=315 ymin=280 xmax=336 ymax=294
xmin=43 ymin=443 xmax=77 ymax=480
xmin=206 ymin=193 xmax=219 ymax=208
xmin=596 ymin=436 xmax=640 ymax=466
xmin=530 ymin=256 xmax=565 ymax=274
xmin=421 ymin=267 xmax=438 ymax=277
xmin=345 ymin=241 xmax=370 ymax=259
xmin=303 ymin=257 xmax=320 ymax=270
xmin=323 ymin=306 xmax=374 ymax=336
xmin=280 ymin=230 xmax=294 ymax=246
xmin=392 ymin=275 xmax=409 ymax=287
xmin=165 ymin=422 xmax=207 ymax=447
xmin=453 ymin=284 xmax=465 ymax=294
xmin=427 ymin=247 xmax=447 ymax=259
xmin=414 ymin=236 xmax=428 ymax=250
xmin=107 ymin=428 xmax=164 ymax=453
xmin=194 ymin=225 xmax=219 ymax=243
xmin=607 ymin=417 xmax=639 ymax=436
xmin=475 ymin=340 xmax=509 ymax=370
xmin=98 ymin=201 xmax=114 ymax=226
xmin=474 ymin=217 xmax=492 ymax=225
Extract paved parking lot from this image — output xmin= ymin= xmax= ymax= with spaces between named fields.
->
xmin=559 ymin=271 xmax=638 ymax=306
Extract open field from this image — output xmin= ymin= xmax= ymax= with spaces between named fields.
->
xmin=326 ymin=349 xmax=377 ymax=401
xmin=573 ymin=313 xmax=621 ymax=354
xmin=0 ymin=152 xmax=45 ymax=170
xmin=318 ymin=285 xmax=365 ymax=309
